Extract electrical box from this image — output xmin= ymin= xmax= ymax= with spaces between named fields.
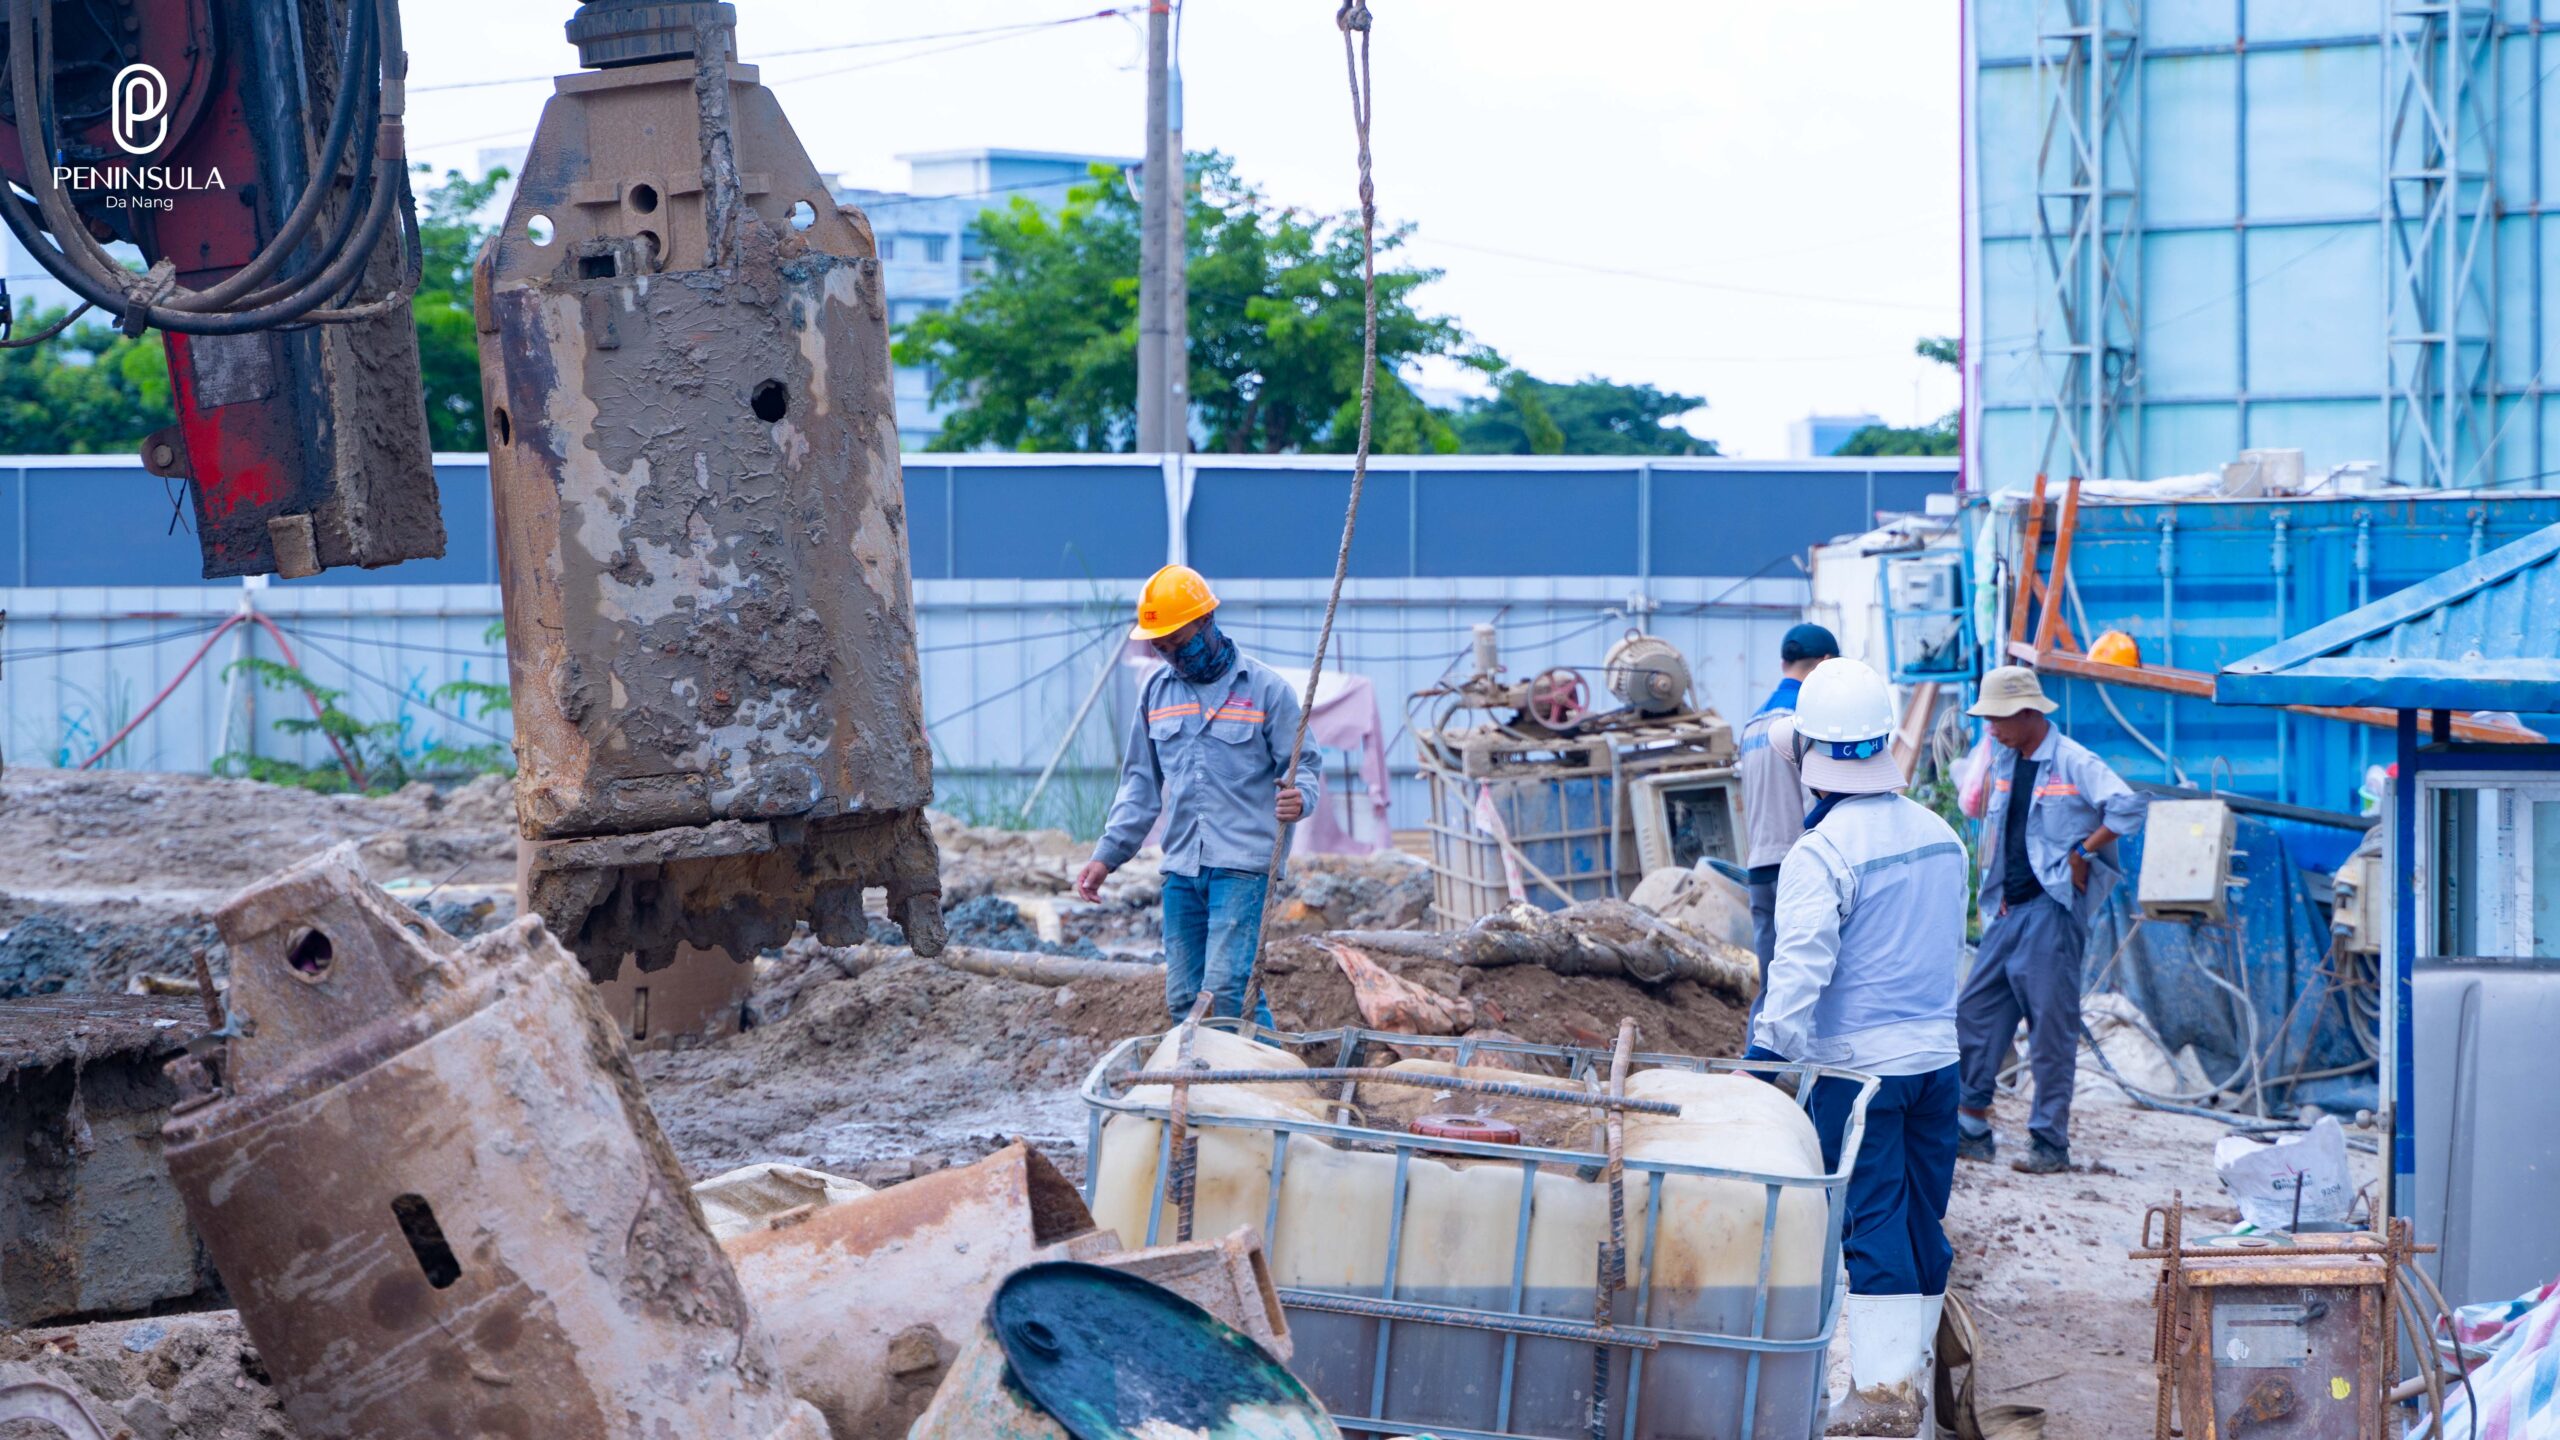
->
xmin=1883 ymin=553 xmax=1970 ymax=680
xmin=2329 ymin=845 xmax=2383 ymax=956
xmin=2139 ymin=799 xmax=2240 ymax=923
xmin=1628 ymin=768 xmax=1746 ymax=875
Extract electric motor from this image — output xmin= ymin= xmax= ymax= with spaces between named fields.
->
xmin=1604 ymin=632 xmax=1693 ymax=717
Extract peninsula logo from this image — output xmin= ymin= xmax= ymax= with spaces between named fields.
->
xmin=49 ymin=62 xmax=226 ymax=211
xmin=112 ymin=63 xmax=170 ymax=156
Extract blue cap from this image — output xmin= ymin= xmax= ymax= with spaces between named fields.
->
xmin=1780 ymin=623 xmax=1841 ymax=664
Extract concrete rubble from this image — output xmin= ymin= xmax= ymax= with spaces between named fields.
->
xmin=0 ymin=768 xmax=2277 ymax=1439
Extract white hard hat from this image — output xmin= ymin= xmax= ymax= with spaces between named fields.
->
xmin=1794 ymin=658 xmax=1898 ymax=743
xmin=1793 ymin=658 xmax=1904 ymax=796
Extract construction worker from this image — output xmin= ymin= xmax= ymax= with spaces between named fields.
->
xmin=1746 ymin=657 xmax=1963 ymax=1437
xmin=1739 ymin=622 xmax=1842 ymax=997
xmin=1955 ymin=665 xmax=2147 ymax=1175
xmin=1077 ymin=565 xmax=1323 ymax=1029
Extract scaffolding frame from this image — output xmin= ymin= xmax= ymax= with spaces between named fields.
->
xmin=2383 ymin=0 xmax=2501 ymax=489
xmin=2032 ymin=0 xmax=2143 ymax=485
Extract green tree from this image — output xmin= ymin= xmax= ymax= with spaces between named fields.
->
xmin=895 ymin=152 xmax=1465 ymax=454
xmin=0 ymin=306 xmax=172 ymax=452
xmin=413 ymin=164 xmax=507 ymax=451
xmin=1451 ymin=361 xmax=1715 ymax=456
xmin=1836 ymin=336 xmax=1960 ymax=457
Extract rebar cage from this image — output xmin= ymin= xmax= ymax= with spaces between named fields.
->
xmin=1079 ymin=1024 xmax=1879 ymax=1440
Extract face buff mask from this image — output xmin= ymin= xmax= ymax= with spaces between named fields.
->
xmin=1169 ymin=620 xmax=1238 ymax=686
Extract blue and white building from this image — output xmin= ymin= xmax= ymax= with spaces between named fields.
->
xmin=836 ymin=148 xmax=1135 ymax=449
xmin=1789 ymin=413 xmax=1885 ymax=458
xmin=1965 ymin=3 xmax=2558 ymax=491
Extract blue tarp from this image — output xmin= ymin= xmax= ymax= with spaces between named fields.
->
xmin=2081 ymin=811 xmax=2378 ymax=1116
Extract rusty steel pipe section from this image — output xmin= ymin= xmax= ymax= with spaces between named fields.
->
xmin=476 ymin=7 xmax=944 ymax=977
xmin=160 ymin=844 xmax=827 ymax=1440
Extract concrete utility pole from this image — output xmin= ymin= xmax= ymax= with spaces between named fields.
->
xmin=1136 ymin=0 xmax=1187 ymax=453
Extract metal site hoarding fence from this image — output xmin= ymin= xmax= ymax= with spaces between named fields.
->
xmin=0 ymin=455 xmax=1954 ymax=832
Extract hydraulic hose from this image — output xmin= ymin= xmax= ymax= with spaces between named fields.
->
xmin=0 ymin=0 xmax=408 ymax=334
xmin=7 ymin=0 xmax=379 ymax=308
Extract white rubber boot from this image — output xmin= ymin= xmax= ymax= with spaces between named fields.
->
xmin=1824 ymin=1293 xmax=1936 ymax=1437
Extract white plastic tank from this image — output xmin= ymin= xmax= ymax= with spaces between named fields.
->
xmin=1088 ymin=1031 xmax=1833 ymax=1439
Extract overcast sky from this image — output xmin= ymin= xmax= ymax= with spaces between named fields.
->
xmin=405 ymin=2 xmax=1961 ymax=459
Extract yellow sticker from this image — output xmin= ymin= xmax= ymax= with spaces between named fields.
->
xmin=2332 ymin=1377 xmax=2353 ymax=1401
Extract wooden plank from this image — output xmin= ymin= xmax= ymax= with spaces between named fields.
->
xmin=2006 ymin=472 xmax=2049 ymax=649
xmin=2033 ymin=475 xmax=2083 ymax=654
xmin=2012 ymin=643 xmax=2545 ymax=744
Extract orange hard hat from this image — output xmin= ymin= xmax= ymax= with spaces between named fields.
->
xmin=2090 ymin=630 xmax=2142 ymax=667
xmin=1131 ymin=564 xmax=1219 ymax=639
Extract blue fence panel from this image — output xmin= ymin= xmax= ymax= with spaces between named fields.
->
xmin=0 ymin=455 xmax=1958 ymax=588
xmin=0 ymin=467 xmax=16 ymax=588
xmin=1414 ymin=467 xmax=1641 ymax=576
xmin=1186 ymin=466 xmax=1413 ymax=579
xmin=1652 ymin=468 xmax=1954 ymax=577
xmin=948 ymin=463 xmax=1167 ymax=580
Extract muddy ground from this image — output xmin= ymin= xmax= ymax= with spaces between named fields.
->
xmin=1950 ymin=1074 xmax=2384 ymax=1440
xmin=0 ymin=770 xmax=2313 ymax=1440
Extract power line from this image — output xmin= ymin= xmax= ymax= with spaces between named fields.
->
xmin=410 ymin=8 xmax=1141 ymax=95
xmin=0 ymin=619 xmax=228 ymax=664
xmin=273 ymin=626 xmax=516 ymax=746
xmin=412 ymin=7 xmax=1141 ymax=152
xmin=1418 ymin=236 xmax=1957 ymax=316
xmin=928 ymin=621 xmax=1122 ymax=732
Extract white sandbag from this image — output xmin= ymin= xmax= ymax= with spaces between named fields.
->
xmin=2215 ymin=1116 xmax=2354 ymax=1232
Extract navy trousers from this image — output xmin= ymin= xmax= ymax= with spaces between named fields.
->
xmin=1809 ymin=1063 xmax=1959 ymax=1297
xmin=1956 ymin=894 xmax=2086 ymax=1150
xmin=1746 ymin=875 xmax=1779 ymax=1024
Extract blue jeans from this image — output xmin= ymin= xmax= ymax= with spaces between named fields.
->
xmin=1162 ymin=867 xmax=1277 ymax=1029
xmin=1809 ymin=1063 xmax=1959 ymax=1297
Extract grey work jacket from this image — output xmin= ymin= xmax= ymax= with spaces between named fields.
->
xmin=1974 ymin=727 xmax=2148 ymax=928
xmin=1739 ymin=685 xmax=1810 ymax=872
xmin=1094 ymin=654 xmax=1325 ymax=879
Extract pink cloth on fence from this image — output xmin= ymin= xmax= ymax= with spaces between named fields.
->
xmin=1290 ymin=668 xmax=1392 ymax=856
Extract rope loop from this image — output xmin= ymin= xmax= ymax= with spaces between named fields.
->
xmin=120 ymin=260 xmax=180 ymax=338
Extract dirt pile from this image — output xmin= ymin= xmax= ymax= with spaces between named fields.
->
xmin=1267 ymin=852 xmax=1434 ymax=935
xmin=0 ymin=770 xmax=518 ymax=997
xmin=0 ymin=1313 xmax=289 ymax=1440
xmin=640 ymin=951 xmax=1164 ymax=1183
xmin=644 ymin=916 xmax=1752 ymax=1184
xmin=0 ymin=770 xmax=514 ymax=899
xmin=0 ymin=898 xmax=220 ymax=999
xmin=1258 ymin=935 xmax=1748 ymax=1059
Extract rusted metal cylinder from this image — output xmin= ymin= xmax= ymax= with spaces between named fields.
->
xmin=161 ymin=845 xmax=826 ymax=1440
xmin=474 ymin=28 xmax=944 ymax=974
xmin=567 ymin=1 xmax=736 ymax=69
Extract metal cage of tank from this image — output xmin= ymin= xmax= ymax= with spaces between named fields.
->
xmin=1079 ymin=1024 xmax=1879 ymax=1440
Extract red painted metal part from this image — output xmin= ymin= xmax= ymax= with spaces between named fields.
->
xmin=0 ymin=0 xmax=439 ymax=579
xmin=1410 ymin=1112 xmax=1525 ymax=1145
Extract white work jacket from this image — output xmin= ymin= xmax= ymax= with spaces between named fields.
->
xmin=1751 ymin=792 xmax=1966 ymax=1076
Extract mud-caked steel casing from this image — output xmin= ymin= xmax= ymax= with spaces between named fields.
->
xmin=474 ymin=50 xmax=944 ymax=974
xmin=160 ymin=846 xmax=827 ymax=1440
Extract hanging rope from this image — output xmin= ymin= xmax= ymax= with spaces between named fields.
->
xmin=1238 ymin=0 xmax=1378 ymax=1027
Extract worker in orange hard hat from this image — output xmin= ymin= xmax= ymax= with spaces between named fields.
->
xmin=1079 ymin=565 xmax=1324 ymax=1029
